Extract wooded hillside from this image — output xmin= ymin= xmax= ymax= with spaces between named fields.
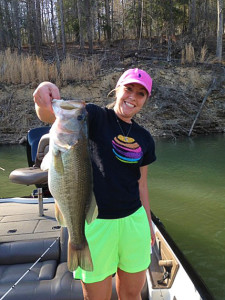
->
xmin=0 ymin=0 xmax=224 ymax=64
xmin=0 ymin=0 xmax=225 ymax=142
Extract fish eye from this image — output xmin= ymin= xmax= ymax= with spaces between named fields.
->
xmin=77 ymin=115 xmax=83 ymax=121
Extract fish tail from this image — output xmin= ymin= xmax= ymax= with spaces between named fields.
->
xmin=68 ymin=239 xmax=93 ymax=272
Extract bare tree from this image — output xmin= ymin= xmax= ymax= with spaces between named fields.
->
xmin=105 ymin=0 xmax=111 ymax=42
xmin=12 ymin=0 xmax=22 ymax=54
xmin=3 ymin=0 xmax=14 ymax=49
xmin=30 ymin=0 xmax=41 ymax=55
xmin=167 ymin=0 xmax=173 ymax=62
xmin=216 ymin=0 xmax=223 ymax=61
xmin=138 ymin=0 xmax=144 ymax=50
xmin=188 ymin=0 xmax=196 ymax=36
xmin=111 ymin=0 xmax=114 ymax=40
xmin=59 ymin=0 xmax=66 ymax=58
xmin=84 ymin=0 xmax=93 ymax=53
xmin=77 ymin=0 xmax=85 ymax=49
xmin=26 ymin=0 xmax=36 ymax=53
xmin=0 ymin=1 xmax=5 ymax=49
xmin=50 ymin=0 xmax=61 ymax=75
xmin=36 ymin=0 xmax=42 ymax=54
xmin=0 ymin=0 xmax=222 ymax=63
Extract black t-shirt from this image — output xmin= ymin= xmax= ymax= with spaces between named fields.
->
xmin=86 ymin=103 xmax=156 ymax=219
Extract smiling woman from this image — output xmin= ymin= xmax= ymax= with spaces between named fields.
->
xmin=113 ymin=68 xmax=152 ymax=123
xmin=114 ymin=83 xmax=148 ymax=123
xmin=33 ymin=68 xmax=156 ymax=300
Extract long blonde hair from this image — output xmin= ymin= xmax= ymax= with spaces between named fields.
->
xmin=106 ymin=87 xmax=119 ymax=109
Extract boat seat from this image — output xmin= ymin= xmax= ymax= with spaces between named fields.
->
xmin=0 ymin=227 xmax=149 ymax=300
xmin=9 ymin=133 xmax=50 ymax=216
xmin=9 ymin=133 xmax=49 ymax=186
xmin=0 ymin=229 xmax=82 ymax=300
xmin=0 ymin=229 xmax=85 ymax=299
xmin=26 ymin=126 xmax=51 ymax=167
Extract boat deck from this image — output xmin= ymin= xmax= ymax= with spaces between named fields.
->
xmin=0 ymin=198 xmax=213 ymax=300
xmin=0 ymin=198 xmax=60 ymax=243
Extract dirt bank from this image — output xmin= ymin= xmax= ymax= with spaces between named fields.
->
xmin=0 ymin=62 xmax=225 ymax=144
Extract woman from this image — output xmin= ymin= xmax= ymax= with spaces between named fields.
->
xmin=33 ymin=68 xmax=156 ymax=300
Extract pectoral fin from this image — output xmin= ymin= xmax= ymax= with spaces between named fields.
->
xmin=52 ymin=148 xmax=64 ymax=174
xmin=55 ymin=201 xmax=66 ymax=226
xmin=40 ymin=151 xmax=50 ymax=171
xmin=86 ymin=193 xmax=98 ymax=224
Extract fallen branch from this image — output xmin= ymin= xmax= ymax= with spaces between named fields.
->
xmin=188 ymin=78 xmax=217 ymax=137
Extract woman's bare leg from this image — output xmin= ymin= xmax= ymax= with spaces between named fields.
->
xmin=116 ymin=268 xmax=146 ymax=300
xmin=81 ymin=275 xmax=112 ymax=300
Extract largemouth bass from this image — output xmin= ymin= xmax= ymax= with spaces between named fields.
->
xmin=42 ymin=99 xmax=97 ymax=272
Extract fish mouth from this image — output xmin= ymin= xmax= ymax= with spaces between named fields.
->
xmin=60 ymin=102 xmax=84 ymax=110
xmin=52 ymin=99 xmax=85 ymax=110
xmin=60 ymin=103 xmax=84 ymax=110
xmin=63 ymin=128 xmax=75 ymax=134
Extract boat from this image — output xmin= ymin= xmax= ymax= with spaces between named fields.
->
xmin=0 ymin=127 xmax=214 ymax=300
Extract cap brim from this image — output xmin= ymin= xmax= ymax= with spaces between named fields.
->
xmin=116 ymin=79 xmax=151 ymax=96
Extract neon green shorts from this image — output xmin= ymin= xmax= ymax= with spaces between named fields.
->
xmin=73 ymin=206 xmax=151 ymax=283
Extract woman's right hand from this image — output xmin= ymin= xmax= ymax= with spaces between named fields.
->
xmin=33 ymin=82 xmax=60 ymax=123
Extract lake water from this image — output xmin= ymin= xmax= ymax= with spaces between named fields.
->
xmin=149 ymin=134 xmax=225 ymax=300
xmin=0 ymin=144 xmax=35 ymax=198
xmin=0 ymin=134 xmax=224 ymax=299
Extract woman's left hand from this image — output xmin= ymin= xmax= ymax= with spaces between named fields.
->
xmin=151 ymin=227 xmax=156 ymax=246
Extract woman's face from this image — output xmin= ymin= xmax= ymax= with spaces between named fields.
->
xmin=114 ymin=83 xmax=148 ymax=123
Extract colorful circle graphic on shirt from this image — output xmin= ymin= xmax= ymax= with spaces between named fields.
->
xmin=112 ymin=135 xmax=143 ymax=163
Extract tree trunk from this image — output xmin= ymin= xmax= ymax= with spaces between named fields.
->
xmin=3 ymin=0 xmax=14 ymax=49
xmin=105 ymin=0 xmax=111 ymax=42
xmin=188 ymin=78 xmax=217 ymax=136
xmin=138 ymin=0 xmax=144 ymax=50
xmin=50 ymin=0 xmax=61 ymax=76
xmin=30 ymin=0 xmax=40 ymax=55
xmin=96 ymin=1 xmax=101 ymax=42
xmin=36 ymin=0 xmax=42 ymax=53
xmin=167 ymin=0 xmax=173 ymax=62
xmin=137 ymin=0 xmax=142 ymax=40
xmin=188 ymin=0 xmax=196 ymax=36
xmin=216 ymin=0 xmax=223 ymax=61
xmin=121 ymin=0 xmax=125 ymax=60
xmin=111 ymin=0 xmax=114 ymax=40
xmin=59 ymin=0 xmax=66 ymax=58
xmin=77 ymin=0 xmax=85 ymax=49
xmin=0 ymin=1 xmax=6 ymax=49
xmin=148 ymin=0 xmax=153 ymax=46
xmin=12 ymin=0 xmax=22 ymax=54
xmin=26 ymin=0 xmax=34 ymax=53
xmin=84 ymin=0 xmax=93 ymax=53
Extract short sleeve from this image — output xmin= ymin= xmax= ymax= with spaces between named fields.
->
xmin=141 ymin=134 xmax=156 ymax=166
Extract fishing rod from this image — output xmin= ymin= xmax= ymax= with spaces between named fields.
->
xmin=0 ymin=237 xmax=60 ymax=300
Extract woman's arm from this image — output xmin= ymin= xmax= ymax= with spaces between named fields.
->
xmin=139 ymin=165 xmax=156 ymax=246
xmin=33 ymin=81 xmax=60 ymax=123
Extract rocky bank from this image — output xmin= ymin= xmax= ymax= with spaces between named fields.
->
xmin=0 ymin=62 xmax=225 ymax=144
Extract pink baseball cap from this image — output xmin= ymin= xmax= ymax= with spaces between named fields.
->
xmin=116 ymin=68 xmax=152 ymax=96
